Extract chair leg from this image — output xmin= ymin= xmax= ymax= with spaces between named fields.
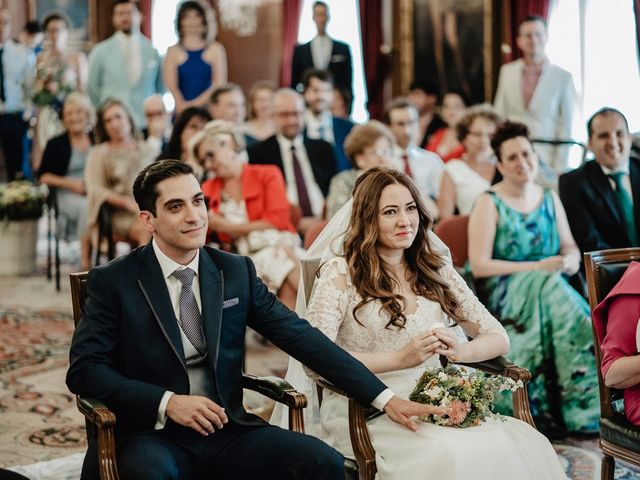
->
xmin=601 ymin=454 xmax=615 ymax=480
xmin=46 ymin=208 xmax=53 ymax=280
xmin=54 ymin=234 xmax=60 ymax=291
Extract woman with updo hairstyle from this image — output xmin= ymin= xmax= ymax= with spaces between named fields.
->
xmin=438 ymin=107 xmax=502 ymax=219
xmin=195 ymin=121 xmax=304 ymax=309
xmin=295 ymin=166 xmax=566 ymax=479
xmin=163 ymin=0 xmax=227 ymax=113
xmin=468 ymin=121 xmax=599 ymax=435
xmin=325 ymin=120 xmax=395 ymax=219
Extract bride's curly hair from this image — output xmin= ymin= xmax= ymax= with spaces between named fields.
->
xmin=343 ymin=167 xmax=466 ymax=329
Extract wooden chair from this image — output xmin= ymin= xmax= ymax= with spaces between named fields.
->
xmin=300 ymin=257 xmax=535 ymax=480
xmin=69 ymin=271 xmax=308 ymax=480
xmin=45 ymin=187 xmax=61 ymax=291
xmin=583 ymin=248 xmax=640 ymax=480
xmin=433 ymin=215 xmax=469 ymax=268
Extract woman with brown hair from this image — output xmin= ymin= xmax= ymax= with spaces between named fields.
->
xmin=242 ymin=80 xmax=276 ymax=143
xmin=84 ymin=98 xmax=158 ymax=248
xmin=292 ymin=167 xmax=565 ymax=479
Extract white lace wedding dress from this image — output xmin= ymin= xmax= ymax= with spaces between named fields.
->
xmin=304 ymin=256 xmax=566 ymax=480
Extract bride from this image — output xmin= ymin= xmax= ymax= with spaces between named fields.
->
xmin=271 ymin=167 xmax=565 ymax=479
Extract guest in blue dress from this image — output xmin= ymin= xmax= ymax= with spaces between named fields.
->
xmin=163 ymin=1 xmax=227 ymax=114
xmin=467 ymin=121 xmax=600 ymax=435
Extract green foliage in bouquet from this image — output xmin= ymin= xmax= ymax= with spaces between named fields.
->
xmin=0 ymin=181 xmax=45 ymax=221
xmin=31 ymin=65 xmax=74 ymax=107
xmin=409 ymin=365 xmax=523 ymax=428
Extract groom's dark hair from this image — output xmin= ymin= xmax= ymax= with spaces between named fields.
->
xmin=133 ymin=159 xmax=197 ymax=216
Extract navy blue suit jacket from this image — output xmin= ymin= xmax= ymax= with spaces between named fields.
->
xmin=559 ymin=157 xmax=640 ymax=253
xmin=66 ymin=243 xmax=386 ymax=443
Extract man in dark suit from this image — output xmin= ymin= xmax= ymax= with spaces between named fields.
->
xmin=291 ymin=1 xmax=352 ymax=104
xmin=248 ymin=88 xmax=337 ymax=232
xmin=302 ymin=69 xmax=354 ymax=172
xmin=559 ymin=107 xmax=638 ymax=254
xmin=66 ymin=160 xmax=440 ymax=479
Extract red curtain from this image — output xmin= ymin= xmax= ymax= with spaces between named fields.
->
xmin=281 ymin=0 xmax=302 ymax=87
xmin=359 ymin=0 xmax=386 ymax=120
xmin=505 ymin=0 xmax=551 ymax=63
xmin=140 ymin=0 xmax=152 ymax=39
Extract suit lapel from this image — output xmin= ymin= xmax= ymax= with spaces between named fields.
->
xmin=198 ymin=249 xmax=224 ymax=370
xmin=527 ymin=62 xmax=553 ymax=112
xmin=629 ymin=158 xmax=640 ymax=231
xmin=586 ymin=161 xmax=624 ymax=228
xmin=137 ymin=244 xmax=186 ymax=366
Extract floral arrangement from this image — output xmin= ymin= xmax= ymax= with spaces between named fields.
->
xmin=31 ymin=65 xmax=75 ymax=109
xmin=409 ymin=365 xmax=523 ymax=428
xmin=0 ymin=181 xmax=45 ymax=221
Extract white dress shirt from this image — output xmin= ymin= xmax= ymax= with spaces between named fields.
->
xmin=276 ymin=134 xmax=325 ymax=217
xmin=310 ymin=35 xmax=333 ymax=70
xmin=116 ymin=31 xmax=142 ymax=87
xmin=152 ymin=239 xmax=203 ymax=429
xmin=305 ymin=110 xmax=334 ymax=144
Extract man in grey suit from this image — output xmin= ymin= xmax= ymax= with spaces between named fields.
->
xmin=87 ymin=0 xmax=163 ymax=128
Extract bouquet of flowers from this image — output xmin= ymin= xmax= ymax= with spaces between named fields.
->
xmin=31 ymin=65 xmax=74 ymax=109
xmin=409 ymin=365 xmax=523 ymax=428
xmin=0 ymin=180 xmax=45 ymax=221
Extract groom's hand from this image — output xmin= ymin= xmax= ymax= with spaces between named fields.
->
xmin=383 ymin=396 xmax=449 ymax=431
xmin=166 ymin=394 xmax=228 ymax=436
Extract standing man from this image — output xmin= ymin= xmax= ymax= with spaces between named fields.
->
xmin=493 ymin=15 xmax=575 ymax=175
xmin=302 ymin=69 xmax=354 ymax=172
xmin=0 ymin=8 xmax=34 ymax=181
xmin=67 ymin=159 xmax=440 ymax=479
xmin=559 ymin=108 xmax=638 ymax=254
xmin=248 ymin=89 xmax=336 ymax=233
xmin=88 ymin=0 xmax=162 ymax=128
xmin=291 ymin=1 xmax=352 ymax=105
xmin=407 ymin=79 xmax=446 ymax=149
xmin=385 ymin=98 xmax=444 ymax=219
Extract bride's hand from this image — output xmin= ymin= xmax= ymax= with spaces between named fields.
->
xmin=397 ymin=331 xmax=444 ymax=368
xmin=433 ymin=327 xmax=469 ymax=363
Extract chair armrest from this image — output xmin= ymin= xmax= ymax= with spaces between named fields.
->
xmin=77 ymin=396 xmax=117 ymax=428
xmin=76 ymin=396 xmax=120 ymax=480
xmin=241 ymin=374 xmax=307 ymax=433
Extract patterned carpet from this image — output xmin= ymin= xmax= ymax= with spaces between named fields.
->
xmin=1 ymin=305 xmax=639 ymax=479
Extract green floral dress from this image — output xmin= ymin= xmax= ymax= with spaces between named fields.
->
xmin=475 ymin=189 xmax=600 ymax=435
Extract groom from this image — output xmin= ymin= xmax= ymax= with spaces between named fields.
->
xmin=66 ymin=160 xmax=439 ymax=479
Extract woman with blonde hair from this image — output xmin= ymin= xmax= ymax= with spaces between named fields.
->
xmin=195 ymin=121 xmax=304 ymax=309
xmin=163 ymin=1 xmax=227 ymax=114
xmin=243 ymin=80 xmax=276 ymax=143
xmin=325 ymin=120 xmax=395 ymax=219
xmin=38 ymin=92 xmax=94 ymax=269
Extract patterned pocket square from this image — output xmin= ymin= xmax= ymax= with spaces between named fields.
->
xmin=223 ymin=297 xmax=240 ymax=309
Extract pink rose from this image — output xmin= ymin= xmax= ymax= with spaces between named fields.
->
xmin=447 ymin=399 xmax=470 ymax=425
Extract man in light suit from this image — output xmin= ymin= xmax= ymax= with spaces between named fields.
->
xmin=248 ymin=88 xmax=337 ymax=233
xmin=87 ymin=0 xmax=162 ymax=128
xmin=291 ymin=1 xmax=352 ymax=104
xmin=493 ymin=15 xmax=575 ymax=175
xmin=66 ymin=159 xmax=439 ymax=479
xmin=559 ymin=108 xmax=639 ymax=255
xmin=302 ymin=69 xmax=354 ymax=172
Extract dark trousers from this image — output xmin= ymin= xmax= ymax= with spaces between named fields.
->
xmin=0 ymin=112 xmax=27 ymax=181
xmin=114 ymin=421 xmax=344 ymax=480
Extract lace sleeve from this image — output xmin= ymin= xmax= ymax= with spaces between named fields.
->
xmin=305 ymin=257 xmax=353 ymax=342
xmin=440 ymin=263 xmax=510 ymax=345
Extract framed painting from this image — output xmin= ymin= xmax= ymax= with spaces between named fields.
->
xmin=28 ymin=0 xmax=97 ymax=49
xmin=394 ymin=0 xmax=495 ymax=103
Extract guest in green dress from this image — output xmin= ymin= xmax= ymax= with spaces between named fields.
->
xmin=325 ymin=121 xmax=395 ymax=219
xmin=468 ymin=121 xmax=600 ymax=435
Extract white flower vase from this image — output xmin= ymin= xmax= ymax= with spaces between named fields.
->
xmin=0 ymin=219 xmax=39 ymax=275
